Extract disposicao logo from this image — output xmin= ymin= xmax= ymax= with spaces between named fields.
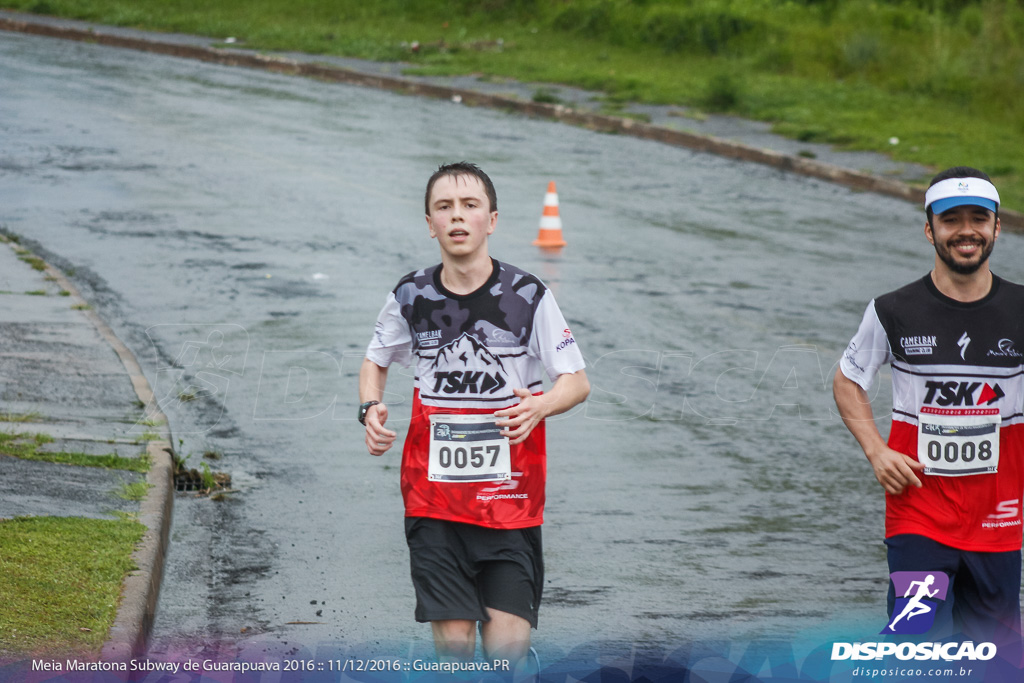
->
xmin=883 ymin=571 xmax=948 ymax=635
xmin=830 ymin=570 xmax=998 ymax=663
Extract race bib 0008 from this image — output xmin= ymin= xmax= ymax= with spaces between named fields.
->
xmin=917 ymin=407 xmax=1000 ymax=477
xmin=428 ymin=414 xmax=511 ymax=483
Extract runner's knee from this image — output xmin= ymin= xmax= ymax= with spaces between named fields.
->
xmin=481 ymin=609 xmax=531 ymax=660
xmin=432 ymin=619 xmax=476 ymax=650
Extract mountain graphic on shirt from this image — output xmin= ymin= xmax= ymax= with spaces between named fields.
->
xmin=429 ymin=333 xmax=510 ymax=397
xmin=434 ymin=332 xmax=507 ymax=372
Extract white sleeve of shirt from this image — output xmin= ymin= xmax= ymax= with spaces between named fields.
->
xmin=529 ymin=290 xmax=586 ymax=381
xmin=839 ymin=299 xmax=893 ymax=392
xmin=365 ymin=291 xmax=413 ymax=368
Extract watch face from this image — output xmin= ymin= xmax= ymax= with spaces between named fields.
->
xmin=359 ymin=401 xmax=378 ymax=424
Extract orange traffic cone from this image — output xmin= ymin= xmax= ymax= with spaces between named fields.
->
xmin=533 ymin=181 xmax=567 ymax=248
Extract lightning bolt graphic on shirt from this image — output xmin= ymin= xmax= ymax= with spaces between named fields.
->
xmin=958 ymin=331 xmax=971 ymax=360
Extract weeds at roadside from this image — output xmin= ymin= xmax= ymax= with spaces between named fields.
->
xmin=0 ymin=411 xmax=41 ymax=423
xmin=132 ymin=431 xmax=161 ymax=444
xmin=596 ymin=100 xmax=652 ymax=123
xmin=114 ymin=480 xmax=151 ymax=501
xmin=200 ymin=462 xmax=216 ymax=490
xmin=171 ymin=448 xmax=232 ymax=496
xmin=532 ymin=87 xmax=563 ymax=104
xmin=0 ymin=432 xmax=150 ymax=472
xmin=18 ymin=255 xmax=45 ymax=271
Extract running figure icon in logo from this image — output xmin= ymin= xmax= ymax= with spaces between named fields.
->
xmin=883 ymin=571 xmax=950 ymax=635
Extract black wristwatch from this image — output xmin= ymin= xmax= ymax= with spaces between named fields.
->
xmin=358 ymin=400 xmax=380 ymax=425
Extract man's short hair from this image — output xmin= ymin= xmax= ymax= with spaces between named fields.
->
xmin=926 ymin=166 xmax=999 ymax=225
xmin=424 ymin=162 xmax=498 ymax=215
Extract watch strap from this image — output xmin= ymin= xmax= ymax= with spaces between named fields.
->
xmin=358 ymin=400 xmax=381 ymax=425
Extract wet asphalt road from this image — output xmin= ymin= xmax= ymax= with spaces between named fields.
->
xmin=4 ymin=28 xmax=1024 ymax=668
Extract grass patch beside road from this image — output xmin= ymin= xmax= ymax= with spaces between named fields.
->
xmin=114 ymin=480 xmax=151 ymax=501
xmin=0 ymin=412 xmax=41 ymax=423
xmin=0 ymin=516 xmax=144 ymax=657
xmin=4 ymin=0 xmax=1023 ymax=208
xmin=0 ymin=432 xmax=150 ymax=473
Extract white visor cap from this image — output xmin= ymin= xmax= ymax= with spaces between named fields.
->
xmin=925 ymin=177 xmax=1000 ymax=214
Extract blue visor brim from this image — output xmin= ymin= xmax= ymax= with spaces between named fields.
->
xmin=930 ymin=196 xmax=997 ymax=214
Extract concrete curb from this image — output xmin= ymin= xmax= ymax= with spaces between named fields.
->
xmin=99 ymin=440 xmax=173 ymax=661
xmin=1 ymin=14 xmax=1021 ymax=232
xmin=35 ymin=256 xmax=174 ymax=661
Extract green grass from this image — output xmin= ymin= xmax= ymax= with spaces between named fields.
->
xmin=0 ymin=432 xmax=150 ymax=473
xmin=531 ymin=87 xmax=564 ymax=105
xmin=0 ymin=516 xmax=144 ymax=656
xmin=132 ymin=430 xmax=160 ymax=444
xmin=17 ymin=255 xmax=45 ymax=272
xmin=0 ymin=412 xmax=41 ymax=423
xmin=6 ymin=0 xmax=1024 ymax=208
xmin=114 ymin=480 xmax=151 ymax=501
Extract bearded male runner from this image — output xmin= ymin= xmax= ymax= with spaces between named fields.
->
xmin=834 ymin=167 xmax=1023 ymax=652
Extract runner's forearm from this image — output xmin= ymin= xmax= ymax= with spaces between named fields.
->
xmin=360 ymin=358 xmax=389 ymax=403
xmin=536 ymin=369 xmax=590 ymax=419
xmin=832 ymin=367 xmax=888 ymax=460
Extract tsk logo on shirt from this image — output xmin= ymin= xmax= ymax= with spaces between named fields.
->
xmin=432 ymin=371 xmax=507 ymax=395
xmin=430 ymin=333 xmax=509 ymax=396
xmin=901 ymin=335 xmax=937 ymax=356
xmin=882 ymin=571 xmax=949 ymax=636
xmin=923 ymin=381 xmax=1004 ymax=407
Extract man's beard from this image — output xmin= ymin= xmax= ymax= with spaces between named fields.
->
xmin=934 ymin=237 xmax=994 ymax=275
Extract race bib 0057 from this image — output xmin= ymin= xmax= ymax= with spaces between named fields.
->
xmin=428 ymin=414 xmax=511 ymax=483
xmin=917 ymin=407 xmax=1000 ymax=477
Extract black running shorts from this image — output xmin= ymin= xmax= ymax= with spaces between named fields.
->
xmin=404 ymin=517 xmax=543 ymax=628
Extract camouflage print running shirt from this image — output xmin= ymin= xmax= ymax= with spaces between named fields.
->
xmin=366 ymin=258 xmax=586 ymax=529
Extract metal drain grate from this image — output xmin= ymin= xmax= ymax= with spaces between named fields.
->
xmin=174 ymin=469 xmax=231 ymax=493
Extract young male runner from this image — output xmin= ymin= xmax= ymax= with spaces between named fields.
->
xmin=358 ymin=162 xmax=589 ymax=666
xmin=833 ymin=167 xmax=1023 ymax=650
